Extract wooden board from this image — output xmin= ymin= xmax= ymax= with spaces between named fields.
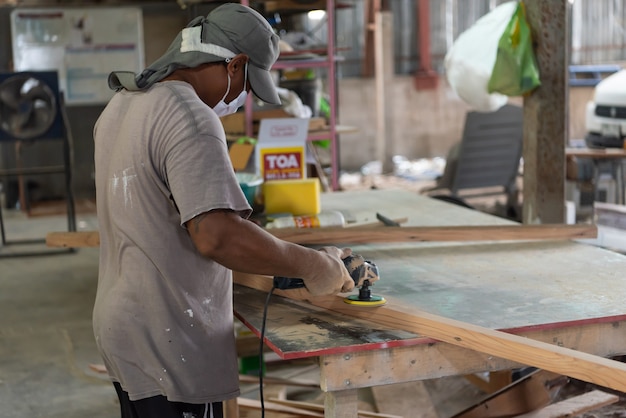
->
xmin=371 ymin=381 xmax=438 ymax=418
xmin=515 ymin=390 xmax=619 ymax=418
xmin=236 ymin=237 xmax=626 ymax=333
xmin=269 ymin=224 xmax=596 ymax=244
xmin=45 ymin=223 xmax=596 ymax=248
xmin=453 ymin=370 xmax=566 ymax=418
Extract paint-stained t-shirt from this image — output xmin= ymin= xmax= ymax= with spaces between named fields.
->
xmin=92 ymin=81 xmax=250 ymax=403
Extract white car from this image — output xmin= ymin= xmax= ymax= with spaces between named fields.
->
xmin=585 ymin=69 xmax=626 ymax=148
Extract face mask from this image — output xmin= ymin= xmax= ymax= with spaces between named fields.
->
xmin=213 ymin=62 xmax=248 ymax=117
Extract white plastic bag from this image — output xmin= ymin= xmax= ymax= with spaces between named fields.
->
xmin=276 ymin=86 xmax=313 ymax=118
xmin=444 ymin=1 xmax=518 ymax=112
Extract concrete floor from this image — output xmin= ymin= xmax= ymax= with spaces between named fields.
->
xmin=0 ymin=207 xmax=334 ymax=418
xmin=0 ymin=209 xmax=119 ymax=418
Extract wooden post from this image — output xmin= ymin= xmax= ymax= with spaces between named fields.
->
xmin=324 ymin=389 xmax=359 ymax=418
xmin=414 ymin=0 xmax=438 ymax=90
xmin=522 ymin=1 xmax=569 ymax=224
xmin=374 ymin=2 xmax=395 ymax=174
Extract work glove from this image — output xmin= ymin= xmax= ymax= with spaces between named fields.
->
xmin=301 ymin=247 xmax=355 ymax=296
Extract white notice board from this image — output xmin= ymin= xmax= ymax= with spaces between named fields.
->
xmin=11 ymin=7 xmax=144 ymax=105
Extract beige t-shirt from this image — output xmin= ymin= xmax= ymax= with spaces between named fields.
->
xmin=93 ymin=81 xmax=250 ymax=403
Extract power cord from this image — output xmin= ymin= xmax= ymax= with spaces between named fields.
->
xmin=258 ymin=276 xmax=306 ymax=418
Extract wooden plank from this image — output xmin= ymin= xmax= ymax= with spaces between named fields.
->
xmin=234 ymin=274 xmax=626 ymax=394
xmin=268 ymin=224 xmax=597 ymax=244
xmin=46 ymin=231 xmax=100 ymax=248
xmin=268 ymin=399 xmax=403 ymax=418
xmin=515 ymin=389 xmax=619 ymax=418
xmin=344 ymin=217 xmax=408 ymax=228
xmin=237 ymin=397 xmax=324 ymax=417
xmin=371 ymin=381 xmax=438 ymax=418
xmin=374 ymin=8 xmax=395 ymax=173
xmin=325 ymin=389 xmax=359 ymax=418
xmin=238 ymin=374 xmax=319 ymax=389
xmin=47 ymin=224 xmax=597 ymax=248
xmin=453 ymin=370 xmax=566 ymax=418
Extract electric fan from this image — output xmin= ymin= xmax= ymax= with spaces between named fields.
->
xmin=0 ymin=71 xmax=75 ymax=258
xmin=0 ymin=71 xmax=64 ymax=141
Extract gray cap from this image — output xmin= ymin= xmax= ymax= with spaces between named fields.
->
xmin=108 ymin=3 xmax=281 ymax=105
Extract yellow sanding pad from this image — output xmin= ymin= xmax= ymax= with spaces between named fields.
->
xmin=343 ymin=296 xmax=387 ymax=307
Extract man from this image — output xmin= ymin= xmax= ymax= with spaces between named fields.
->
xmin=93 ymin=4 xmax=354 ymax=418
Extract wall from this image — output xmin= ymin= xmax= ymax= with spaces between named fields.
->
xmin=337 ymin=75 xmax=595 ymax=172
xmin=0 ymin=4 xmax=186 ymax=202
xmin=0 ymin=4 xmax=600 ymax=201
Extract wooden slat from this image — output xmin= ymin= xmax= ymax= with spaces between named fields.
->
xmin=269 ymin=224 xmax=597 ymax=244
xmin=234 ymin=273 xmax=626 ymax=394
xmin=268 ymin=399 xmax=403 ymax=418
xmin=46 ymin=231 xmax=100 ymax=248
xmin=238 ymin=374 xmax=319 ymax=389
xmin=453 ymin=370 xmax=566 ymax=418
xmin=371 ymin=381 xmax=438 ymax=418
xmin=515 ymin=389 xmax=619 ymax=418
xmin=45 ymin=224 xmax=597 ymax=248
xmin=237 ymin=397 xmax=324 ymax=417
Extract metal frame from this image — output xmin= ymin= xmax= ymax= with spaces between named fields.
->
xmin=0 ymin=73 xmax=76 ymax=257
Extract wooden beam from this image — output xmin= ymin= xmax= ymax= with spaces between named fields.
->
xmin=46 ymin=224 xmax=596 ymax=248
xmin=269 ymin=224 xmax=597 ymax=244
xmin=234 ymin=273 xmax=626 ymax=394
xmin=515 ymin=389 xmax=619 ymax=418
xmin=453 ymin=369 xmax=566 ymax=418
xmin=224 ymin=398 xmax=239 ymax=418
xmin=414 ymin=0 xmax=439 ymax=90
xmin=237 ymin=397 xmax=324 ymax=417
xmin=268 ymin=399 xmax=403 ymax=418
xmin=46 ymin=231 xmax=100 ymax=248
xmin=238 ymin=374 xmax=319 ymax=389
xmin=374 ymin=5 xmax=394 ymax=174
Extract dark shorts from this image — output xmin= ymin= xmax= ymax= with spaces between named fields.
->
xmin=113 ymin=382 xmax=224 ymax=418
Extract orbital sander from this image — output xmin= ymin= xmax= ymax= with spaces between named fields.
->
xmin=273 ymin=253 xmax=386 ymax=307
xmin=342 ymin=254 xmax=385 ymax=306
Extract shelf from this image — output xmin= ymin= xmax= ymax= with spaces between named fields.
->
xmin=273 ymin=55 xmax=344 ymax=69
xmin=241 ymin=0 xmax=341 ymax=190
xmin=261 ymin=0 xmax=351 ymax=13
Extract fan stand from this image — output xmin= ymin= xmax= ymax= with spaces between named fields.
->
xmin=0 ymin=93 xmax=77 ymax=258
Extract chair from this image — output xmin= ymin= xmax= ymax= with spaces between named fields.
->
xmin=422 ymin=104 xmax=524 ymax=217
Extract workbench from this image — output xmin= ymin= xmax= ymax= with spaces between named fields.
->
xmin=233 ymin=189 xmax=626 ymax=417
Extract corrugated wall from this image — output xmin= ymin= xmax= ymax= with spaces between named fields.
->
xmin=296 ymin=0 xmax=626 ymax=77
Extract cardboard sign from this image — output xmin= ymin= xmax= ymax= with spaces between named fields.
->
xmin=260 ymin=146 xmax=305 ymax=180
xmin=256 ymin=118 xmax=309 ymax=181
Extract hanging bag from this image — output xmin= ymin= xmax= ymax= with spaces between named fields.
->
xmin=487 ymin=1 xmax=541 ymax=96
xmin=444 ymin=1 xmax=518 ymax=112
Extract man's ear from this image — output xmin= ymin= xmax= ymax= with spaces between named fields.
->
xmin=226 ymin=54 xmax=249 ymax=77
